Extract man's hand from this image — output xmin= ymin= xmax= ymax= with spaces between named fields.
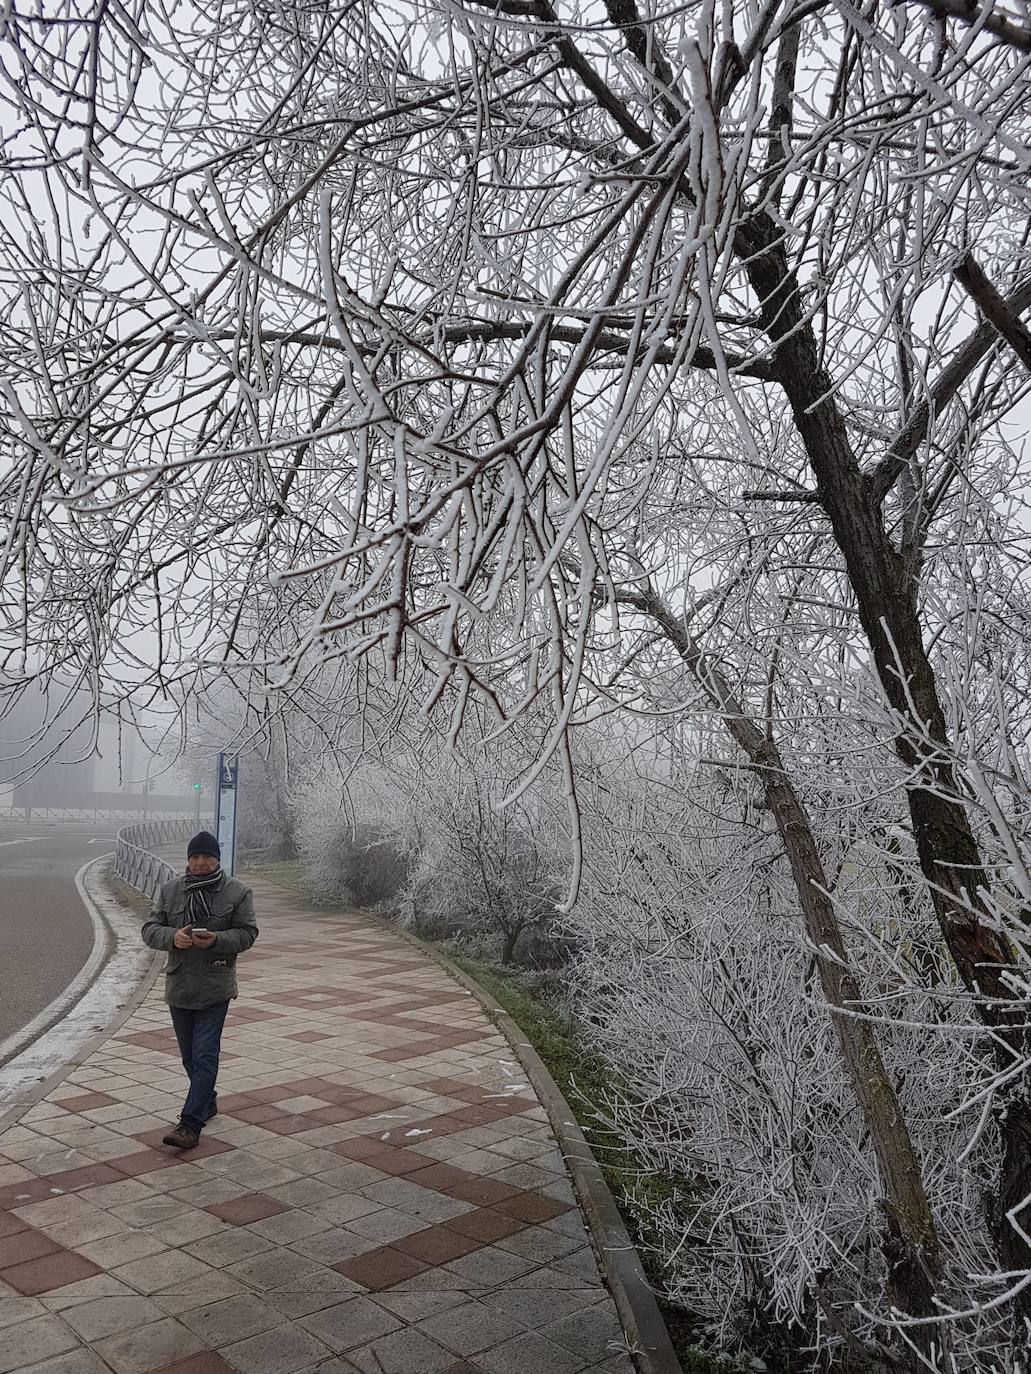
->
xmin=191 ymin=930 xmax=217 ymax=949
xmin=173 ymin=927 xmax=194 ymax=950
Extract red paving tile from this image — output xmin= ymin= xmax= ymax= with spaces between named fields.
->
xmin=393 ymin=1224 xmax=483 ymax=1264
xmin=215 ymin=1092 xmax=260 ymax=1112
xmin=0 ymin=1177 xmax=69 ymax=1210
xmin=0 ymin=1210 xmax=30 ymax=1239
xmin=259 ymin=1114 xmax=316 ymax=1136
xmin=245 ymin=1084 xmax=302 ymax=1104
xmin=446 ymin=1208 xmax=527 ymax=1243
xmin=152 ymin=1355 xmax=238 ymax=1374
xmin=494 ymin=1192 xmax=574 ymax=1224
xmin=0 ymin=1227 xmax=63 ymax=1267
xmin=205 ymin=1194 xmax=290 ymax=1225
xmin=334 ymin=1244 xmax=430 ymax=1290
xmin=53 ymin=1092 xmax=117 ymax=1112
xmin=447 ymin=1176 xmax=522 ymax=1207
xmin=47 ymin=1162 xmax=128 ymax=1192
xmin=133 ymin=1129 xmax=233 ymax=1158
xmin=330 ymin=1136 xmax=393 ymax=1162
xmin=304 ymin=1104 xmax=363 ymax=1125
xmin=1 ymin=1246 xmax=101 ymax=1295
xmin=402 ymin=1163 xmax=479 ymax=1194
xmin=231 ymin=1103 xmax=292 ymax=1125
xmin=359 ymin=1148 xmax=441 ymax=1176
xmin=104 ymin=1149 xmax=183 ymax=1177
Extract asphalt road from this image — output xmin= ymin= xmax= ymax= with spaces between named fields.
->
xmin=0 ymin=824 xmax=120 ymax=1050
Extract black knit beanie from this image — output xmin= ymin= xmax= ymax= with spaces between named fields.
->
xmin=187 ymin=830 xmax=221 ymax=860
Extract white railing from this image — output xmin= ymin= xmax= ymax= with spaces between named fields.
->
xmin=115 ymin=818 xmax=211 ymax=899
xmin=0 ymin=805 xmax=198 ymax=824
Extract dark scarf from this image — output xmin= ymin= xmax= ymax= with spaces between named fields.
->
xmin=184 ymin=867 xmax=223 ymax=925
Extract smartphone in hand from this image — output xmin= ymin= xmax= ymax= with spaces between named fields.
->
xmin=192 ymin=927 xmax=210 ymax=937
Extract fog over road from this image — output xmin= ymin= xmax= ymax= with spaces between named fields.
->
xmin=0 ymin=824 xmax=120 ymax=1049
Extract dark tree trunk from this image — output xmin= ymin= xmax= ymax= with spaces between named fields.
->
xmin=626 ymin=591 xmax=942 ymax=1349
xmin=738 ymin=210 xmax=1031 ymax=1317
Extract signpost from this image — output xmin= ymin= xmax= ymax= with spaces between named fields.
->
xmin=215 ymin=753 xmax=239 ymax=876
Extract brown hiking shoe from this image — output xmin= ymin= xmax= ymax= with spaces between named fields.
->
xmin=162 ymin=1122 xmax=201 ymax=1150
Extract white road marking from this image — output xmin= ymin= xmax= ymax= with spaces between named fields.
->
xmin=0 ymin=837 xmax=47 ymax=847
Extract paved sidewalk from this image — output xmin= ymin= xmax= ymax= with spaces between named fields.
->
xmin=0 ymin=875 xmax=635 ymax=1374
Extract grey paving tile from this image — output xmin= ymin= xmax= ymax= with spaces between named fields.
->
xmin=489 ymin=1163 xmax=565 ymax=1190
xmin=220 ymin=1321 xmax=332 ymax=1374
xmin=245 ymin=1210 xmax=330 ymax=1245
xmin=225 ymin=1249 xmax=322 ymax=1293
xmin=305 ymin=1195 xmax=384 ymax=1228
xmin=38 ymin=1276 xmax=134 ymax=1311
xmin=552 ymin=1246 xmax=603 ymax=1285
xmin=107 ymin=1196 xmax=193 ymax=1228
xmin=495 ymin=1225 xmax=582 ymax=1263
xmin=542 ymin=1304 xmax=625 ymax=1364
xmin=149 ymin=1269 xmax=250 ymax=1315
xmin=0 ymin=1299 xmax=46 ymax=1333
xmin=506 ymin=1262 xmax=602 ymax=1292
xmin=144 ymin=1207 xmax=227 ymax=1247
xmin=289 ymin=1229 xmax=381 ymax=1266
xmin=92 ymin=1315 xmax=204 ymax=1374
xmin=484 ymin=1286 xmax=607 ymax=1326
xmin=299 ymin=1295 xmax=401 ymax=1351
xmin=345 ymin=1325 xmax=457 ymax=1374
xmin=344 ymin=1208 xmax=431 ymax=1245
xmin=10 ymin=1352 xmax=109 ymax=1374
xmin=178 ymin=1293 xmax=281 ymax=1346
xmin=361 ymin=1180 xmax=473 ymax=1224
xmin=416 ymin=1297 xmax=525 ymax=1356
xmin=442 ymin=1246 xmax=537 ymax=1287
xmin=60 ymin=1295 xmax=163 ymax=1342
xmin=372 ymin=1290 xmax=471 ymax=1323
xmin=183 ymin=1227 xmax=276 ymax=1268
xmin=110 ymin=1248 xmax=218 ymax=1295
xmin=0 ymin=1314 xmax=78 ymax=1374
xmin=477 ymin=1330 xmax=590 ymax=1374
xmin=72 ymin=1231 xmax=167 ymax=1269
xmin=262 ymin=1179 xmax=339 ymax=1209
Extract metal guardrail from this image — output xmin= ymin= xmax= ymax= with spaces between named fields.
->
xmin=0 ymin=806 xmax=198 ymax=824
xmin=114 ymin=818 xmax=212 ymax=900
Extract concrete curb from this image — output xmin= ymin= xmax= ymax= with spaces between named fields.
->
xmin=249 ymin=871 xmax=684 ymax=1374
xmin=0 ymin=860 xmax=163 ymax=1136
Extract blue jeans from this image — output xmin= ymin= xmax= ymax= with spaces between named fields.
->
xmin=169 ymin=1001 xmax=230 ymax=1133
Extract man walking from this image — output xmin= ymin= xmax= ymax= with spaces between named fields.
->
xmin=142 ymin=831 xmax=258 ymax=1149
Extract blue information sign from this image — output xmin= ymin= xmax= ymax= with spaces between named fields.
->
xmin=215 ymin=752 xmax=239 ymax=876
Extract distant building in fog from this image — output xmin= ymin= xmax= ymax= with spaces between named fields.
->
xmin=0 ymin=683 xmax=194 ymax=815
xmin=0 ymin=683 xmax=97 ymax=805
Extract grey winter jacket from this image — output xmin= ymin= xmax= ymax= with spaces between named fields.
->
xmin=142 ymin=873 xmax=259 ymax=1010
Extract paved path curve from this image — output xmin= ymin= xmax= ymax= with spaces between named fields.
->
xmin=0 ymin=874 xmax=636 ymax=1374
xmin=0 ymin=827 xmax=120 ymax=1049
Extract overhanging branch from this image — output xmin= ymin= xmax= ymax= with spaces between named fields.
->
xmin=869 ymin=267 xmax=1031 ymax=505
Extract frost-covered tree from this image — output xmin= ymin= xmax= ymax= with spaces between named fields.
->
xmin=2 ymin=0 xmax=1030 ymax=1365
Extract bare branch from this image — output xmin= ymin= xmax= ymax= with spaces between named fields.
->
xmin=896 ymin=0 xmax=1031 ymax=52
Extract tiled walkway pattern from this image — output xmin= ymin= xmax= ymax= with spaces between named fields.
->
xmin=0 ymin=878 xmax=633 ymax=1374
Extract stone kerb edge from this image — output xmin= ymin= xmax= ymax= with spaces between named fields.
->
xmin=372 ymin=915 xmax=686 ymax=1374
